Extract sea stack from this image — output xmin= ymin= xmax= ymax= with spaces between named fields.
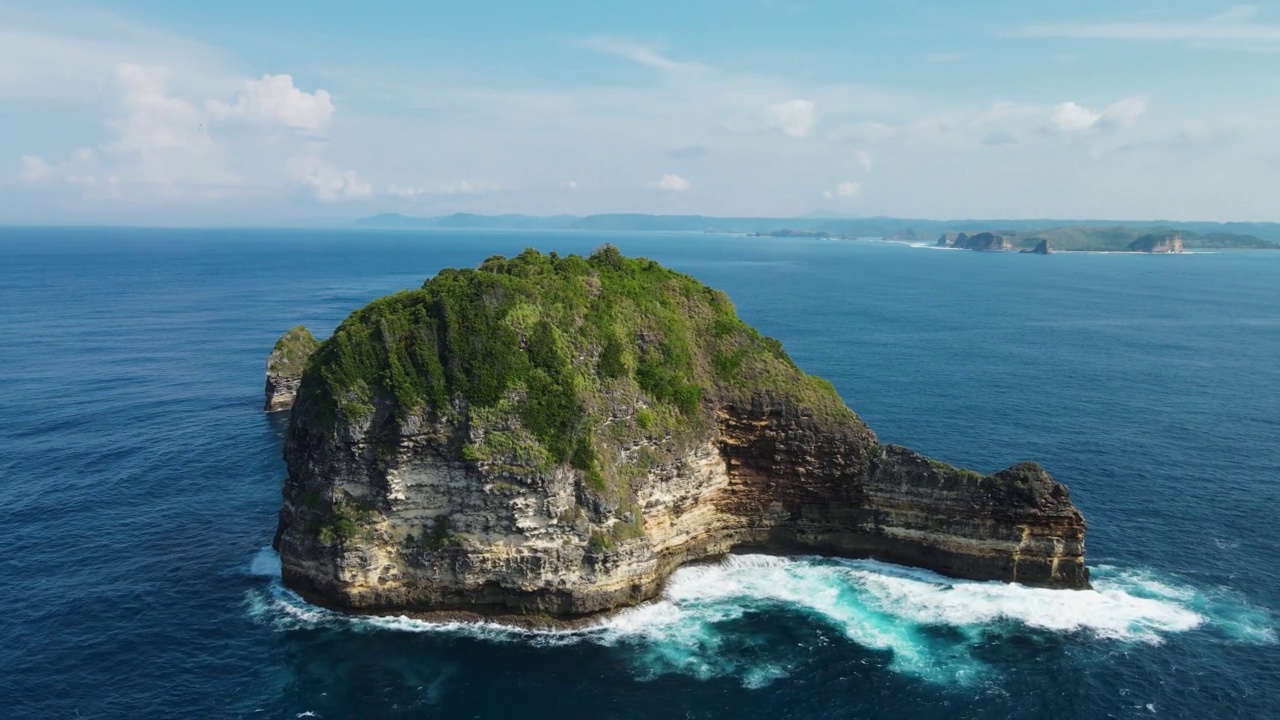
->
xmin=264 ymin=326 xmax=319 ymax=412
xmin=272 ymin=247 xmax=1090 ymax=620
xmin=1022 ymin=239 xmax=1054 ymax=254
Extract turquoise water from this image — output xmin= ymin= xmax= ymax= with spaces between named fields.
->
xmin=1 ymin=228 xmax=1277 ymax=718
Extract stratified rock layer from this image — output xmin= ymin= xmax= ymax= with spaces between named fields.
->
xmin=273 ymin=249 xmax=1089 ymax=620
xmin=1130 ymin=233 xmax=1184 ymax=253
xmin=264 ymin=326 xmax=319 ymax=412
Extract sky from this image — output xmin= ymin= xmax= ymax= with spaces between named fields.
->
xmin=4 ymin=0 xmax=1280 ymax=225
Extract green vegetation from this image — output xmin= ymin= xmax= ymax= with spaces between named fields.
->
xmin=295 ymin=246 xmax=854 ymax=499
xmin=268 ymin=325 xmax=321 ymax=376
xmin=999 ymin=226 xmax=1278 ymax=251
xmin=312 ymin=498 xmax=375 ymax=545
xmin=927 ymin=457 xmax=985 ymax=482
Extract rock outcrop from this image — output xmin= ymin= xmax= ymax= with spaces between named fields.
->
xmin=264 ymin=326 xmax=319 ymax=412
xmin=273 ymin=248 xmax=1089 ymax=621
xmin=1129 ymin=233 xmax=1184 ymax=253
xmin=1021 ymin=239 xmax=1054 ymax=254
xmin=936 ymin=232 xmax=1014 ymax=251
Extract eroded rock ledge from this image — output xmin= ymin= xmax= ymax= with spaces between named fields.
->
xmin=272 ymin=247 xmax=1088 ymax=620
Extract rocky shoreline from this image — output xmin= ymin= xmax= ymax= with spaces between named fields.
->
xmin=270 ymin=249 xmax=1090 ymax=621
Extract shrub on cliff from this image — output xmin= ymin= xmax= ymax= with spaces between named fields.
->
xmin=294 ymin=246 xmax=853 ymax=490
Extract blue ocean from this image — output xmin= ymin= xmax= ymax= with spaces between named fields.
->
xmin=2 ymin=228 xmax=1277 ymax=718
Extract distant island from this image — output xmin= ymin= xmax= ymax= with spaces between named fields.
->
xmin=930 ymin=229 xmax=1228 ymax=253
xmin=354 ymin=212 xmax=1280 ymax=247
xmin=267 ymin=247 xmax=1089 ymax=622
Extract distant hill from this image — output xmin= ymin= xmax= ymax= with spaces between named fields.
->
xmin=353 ymin=213 xmax=1280 ymax=245
xmin=998 ymin=226 xmax=1277 ymax=251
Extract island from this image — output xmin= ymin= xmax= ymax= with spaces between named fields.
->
xmin=270 ymin=247 xmax=1089 ymax=621
xmin=264 ymin=326 xmax=319 ymax=411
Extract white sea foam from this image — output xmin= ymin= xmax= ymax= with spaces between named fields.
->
xmin=244 ymin=549 xmax=1275 ymax=687
xmin=248 ymin=546 xmax=282 ymax=577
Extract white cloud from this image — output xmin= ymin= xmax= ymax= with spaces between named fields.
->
xmin=575 ymin=37 xmax=699 ymax=72
xmin=823 ymin=181 xmax=861 ymax=199
xmin=386 ymin=180 xmax=500 ymax=197
xmin=1101 ymin=97 xmax=1148 ymax=129
xmin=1051 ymin=101 xmax=1103 ymax=132
xmin=305 ymin=164 xmax=372 ymax=201
xmin=23 ymin=62 xmax=364 ymax=203
xmin=766 ymin=99 xmax=815 ymax=138
xmin=563 ymin=180 xmax=578 ymax=190
xmin=1050 ymin=97 xmax=1147 ymax=134
xmin=653 ymin=173 xmax=691 ymax=191
xmin=207 ymin=74 xmax=334 ymax=133
xmin=18 ymin=155 xmax=52 ymax=183
xmin=1017 ymin=6 xmax=1280 ymax=45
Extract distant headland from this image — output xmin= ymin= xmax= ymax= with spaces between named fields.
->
xmin=354 ymin=212 xmax=1280 ymax=250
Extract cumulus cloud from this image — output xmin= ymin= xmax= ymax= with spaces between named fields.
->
xmin=822 ymin=181 xmax=861 ymax=199
xmin=653 ymin=173 xmax=691 ymax=191
xmin=304 ymin=165 xmax=372 ymax=201
xmin=207 ymin=74 xmax=334 ymax=133
xmin=22 ymin=63 xmax=364 ymax=202
xmin=766 ymin=99 xmax=815 ymax=138
xmin=1051 ymin=102 xmax=1103 ymax=132
xmin=1050 ymin=97 xmax=1147 ymax=133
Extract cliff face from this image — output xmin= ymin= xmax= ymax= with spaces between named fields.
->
xmin=273 ymin=248 xmax=1089 ymax=620
xmin=264 ymin=326 xmax=319 ymax=412
xmin=936 ymin=232 xmax=1014 ymax=251
xmin=1022 ymin=239 xmax=1054 ymax=254
xmin=1129 ymin=233 xmax=1184 ymax=253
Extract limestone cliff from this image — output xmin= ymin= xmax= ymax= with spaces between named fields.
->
xmin=1129 ymin=233 xmax=1184 ymax=253
xmin=264 ymin=326 xmax=319 ymax=412
xmin=273 ymin=247 xmax=1089 ymax=620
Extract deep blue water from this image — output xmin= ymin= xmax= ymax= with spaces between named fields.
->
xmin=2 ymin=228 xmax=1277 ymax=719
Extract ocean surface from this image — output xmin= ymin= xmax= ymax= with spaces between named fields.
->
xmin=2 ymin=228 xmax=1278 ymax=719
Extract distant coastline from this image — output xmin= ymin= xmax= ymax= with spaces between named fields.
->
xmin=353 ymin=212 xmax=1280 ymax=249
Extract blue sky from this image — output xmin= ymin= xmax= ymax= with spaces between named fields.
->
xmin=4 ymin=0 xmax=1280 ymax=224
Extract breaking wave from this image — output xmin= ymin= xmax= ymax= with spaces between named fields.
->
xmin=244 ymin=549 xmax=1274 ymax=688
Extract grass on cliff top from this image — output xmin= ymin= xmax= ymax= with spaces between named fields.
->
xmin=296 ymin=245 xmax=855 ymax=476
xmin=268 ymin=325 xmax=320 ymax=376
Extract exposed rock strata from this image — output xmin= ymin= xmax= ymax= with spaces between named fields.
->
xmin=264 ymin=326 xmax=319 ymax=412
xmin=272 ymin=250 xmax=1089 ymax=621
xmin=1129 ymin=233 xmax=1184 ymax=253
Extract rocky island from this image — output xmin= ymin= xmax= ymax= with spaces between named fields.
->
xmin=271 ymin=247 xmax=1089 ymax=621
xmin=264 ymin=326 xmax=320 ymax=411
